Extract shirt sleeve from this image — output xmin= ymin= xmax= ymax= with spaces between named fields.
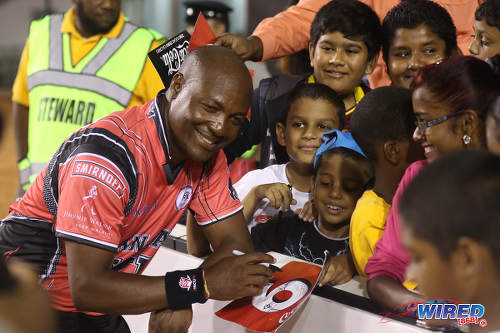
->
xmin=252 ymin=0 xmax=328 ymax=61
xmin=189 ymin=150 xmax=243 ymax=226
xmin=365 ymin=161 xmax=426 ymax=284
xmin=128 ymin=39 xmax=166 ymax=107
xmin=349 ymin=200 xmax=387 ymax=276
xmin=12 ymin=39 xmax=30 ymax=107
xmin=55 ymin=152 xmax=129 ymax=252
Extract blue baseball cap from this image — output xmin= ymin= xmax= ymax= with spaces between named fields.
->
xmin=314 ymin=130 xmax=367 ymax=168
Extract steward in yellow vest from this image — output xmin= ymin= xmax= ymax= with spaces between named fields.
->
xmin=12 ymin=3 xmax=165 ymax=194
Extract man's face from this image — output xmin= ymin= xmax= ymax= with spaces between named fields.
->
xmin=469 ymin=19 xmax=500 ymax=60
xmin=74 ymin=0 xmax=121 ymax=35
xmin=387 ymin=25 xmax=447 ymax=89
xmin=167 ymin=71 xmax=250 ymax=162
xmin=309 ymin=32 xmax=375 ymax=97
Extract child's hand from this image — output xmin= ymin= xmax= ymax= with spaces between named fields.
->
xmin=319 ymin=253 xmax=355 ymax=286
xmin=254 ymin=183 xmax=296 ymax=210
xmin=296 ymin=199 xmax=317 ymax=222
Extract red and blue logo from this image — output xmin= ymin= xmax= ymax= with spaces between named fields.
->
xmin=417 ymin=301 xmax=487 ymax=327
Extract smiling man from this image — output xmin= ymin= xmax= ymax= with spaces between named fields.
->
xmin=0 ymin=46 xmax=275 ymax=333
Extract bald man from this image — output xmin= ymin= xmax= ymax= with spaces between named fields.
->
xmin=0 ymin=46 xmax=275 ymax=333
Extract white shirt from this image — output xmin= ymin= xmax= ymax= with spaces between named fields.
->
xmin=234 ymin=163 xmax=311 ymax=229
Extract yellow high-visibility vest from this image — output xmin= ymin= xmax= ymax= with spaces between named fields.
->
xmin=21 ymin=14 xmax=162 ymax=190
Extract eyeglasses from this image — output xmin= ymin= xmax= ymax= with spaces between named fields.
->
xmin=415 ymin=110 xmax=466 ymax=132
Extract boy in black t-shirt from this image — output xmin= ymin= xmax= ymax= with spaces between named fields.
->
xmin=251 ymin=130 xmax=373 ymax=285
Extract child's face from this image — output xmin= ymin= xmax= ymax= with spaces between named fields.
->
xmin=469 ymin=20 xmax=500 ymax=60
xmin=313 ymin=154 xmax=368 ymax=227
xmin=276 ymin=97 xmax=341 ymax=168
xmin=309 ymin=32 xmax=376 ymax=97
xmin=401 ymin=221 xmax=461 ymax=301
xmin=387 ymin=25 xmax=447 ymax=89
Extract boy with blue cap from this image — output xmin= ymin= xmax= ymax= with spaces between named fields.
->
xmin=251 ymin=129 xmax=373 ymax=285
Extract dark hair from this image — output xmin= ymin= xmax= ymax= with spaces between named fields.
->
xmin=475 ymin=0 xmax=500 ymax=31
xmin=350 ymin=86 xmax=415 ymax=163
xmin=399 ymin=150 xmax=500 ymax=268
xmin=310 ymin=0 xmax=382 ymax=61
xmin=382 ymin=0 xmax=457 ymax=64
xmin=280 ymin=83 xmax=346 ymax=129
xmin=314 ymin=147 xmax=374 ymax=189
xmin=411 ymin=56 xmax=500 ymax=120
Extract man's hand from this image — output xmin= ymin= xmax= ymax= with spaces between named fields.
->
xmin=296 ymin=199 xmax=317 ymax=222
xmin=319 ymin=253 xmax=355 ymax=286
xmin=148 ymin=306 xmax=193 ymax=333
xmin=254 ymin=183 xmax=296 ymax=210
xmin=214 ymin=34 xmax=263 ymax=61
xmin=204 ymin=252 xmax=274 ymax=300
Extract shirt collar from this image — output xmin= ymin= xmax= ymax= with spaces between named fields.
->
xmin=148 ymin=91 xmax=184 ymax=185
xmin=61 ymin=7 xmax=125 ymax=40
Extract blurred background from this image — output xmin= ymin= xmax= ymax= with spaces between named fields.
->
xmin=0 ymin=0 xmax=292 ymax=216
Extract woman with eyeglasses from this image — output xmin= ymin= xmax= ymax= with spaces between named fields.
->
xmin=364 ymin=56 xmax=500 ymax=322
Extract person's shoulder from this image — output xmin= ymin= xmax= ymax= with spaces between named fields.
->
xmin=356 ymin=190 xmax=389 ymax=208
xmin=405 ymin=160 xmax=428 ymax=177
xmin=235 ymin=163 xmax=286 ymax=185
xmin=259 ymin=74 xmax=308 ymax=101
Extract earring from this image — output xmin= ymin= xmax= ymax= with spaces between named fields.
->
xmin=463 ymin=134 xmax=472 ymax=145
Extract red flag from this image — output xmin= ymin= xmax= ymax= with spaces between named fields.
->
xmin=188 ymin=13 xmax=216 ymax=52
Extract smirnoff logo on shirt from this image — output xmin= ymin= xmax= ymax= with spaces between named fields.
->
xmin=72 ymin=159 xmax=125 ymax=198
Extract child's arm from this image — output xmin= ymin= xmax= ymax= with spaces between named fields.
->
xmin=319 ymin=253 xmax=355 ymax=286
xmin=241 ymin=183 xmax=296 ymax=223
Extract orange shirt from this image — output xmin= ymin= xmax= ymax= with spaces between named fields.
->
xmin=12 ymin=8 xmax=164 ymax=108
xmin=252 ymin=0 xmax=481 ymax=88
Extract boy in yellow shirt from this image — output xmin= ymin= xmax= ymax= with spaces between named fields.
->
xmin=349 ymin=86 xmax=423 ymax=277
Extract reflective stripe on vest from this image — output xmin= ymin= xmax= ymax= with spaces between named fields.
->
xmin=25 ymin=14 xmax=160 ymax=186
xmin=28 ymin=71 xmax=132 ymax=106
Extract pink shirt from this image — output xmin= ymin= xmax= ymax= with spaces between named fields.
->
xmin=252 ymin=0 xmax=481 ymax=88
xmin=364 ymin=160 xmax=427 ymax=283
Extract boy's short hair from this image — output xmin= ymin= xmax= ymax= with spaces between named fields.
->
xmin=280 ymin=83 xmax=346 ymax=129
xmin=310 ymin=0 xmax=382 ymax=61
xmin=475 ymin=0 xmax=500 ymax=31
xmin=399 ymin=150 xmax=500 ymax=268
xmin=350 ymin=86 xmax=415 ymax=163
xmin=382 ymin=0 xmax=457 ymax=64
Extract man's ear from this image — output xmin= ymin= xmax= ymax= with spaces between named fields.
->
xmin=276 ymin=122 xmax=287 ymax=147
xmin=382 ymin=140 xmax=401 ymax=165
xmin=168 ymin=73 xmax=185 ymax=100
xmin=309 ymin=43 xmax=315 ymax=68
xmin=364 ymin=53 xmax=379 ymax=75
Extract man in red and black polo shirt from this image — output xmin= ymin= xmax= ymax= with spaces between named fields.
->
xmin=0 ymin=46 xmax=275 ymax=332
